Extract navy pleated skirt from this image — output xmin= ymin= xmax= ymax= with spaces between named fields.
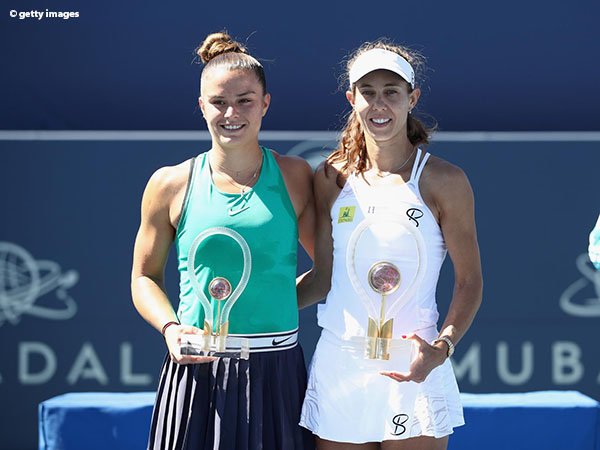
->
xmin=147 ymin=344 xmax=315 ymax=450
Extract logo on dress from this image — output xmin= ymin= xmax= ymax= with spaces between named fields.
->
xmin=391 ymin=413 xmax=409 ymax=436
xmin=406 ymin=208 xmax=423 ymax=227
xmin=272 ymin=336 xmax=293 ymax=346
xmin=338 ymin=206 xmax=356 ymax=223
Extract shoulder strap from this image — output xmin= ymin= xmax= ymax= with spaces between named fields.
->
xmin=409 ymin=148 xmax=423 ymax=181
xmin=175 ymin=156 xmax=198 ymax=233
xmin=411 ymin=149 xmax=430 ymax=184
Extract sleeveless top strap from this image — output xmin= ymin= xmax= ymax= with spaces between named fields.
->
xmin=412 ymin=150 xmax=431 ymax=184
xmin=409 ymin=148 xmax=423 ymax=182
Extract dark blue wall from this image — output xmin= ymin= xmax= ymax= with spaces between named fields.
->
xmin=0 ymin=136 xmax=599 ymax=449
xmin=1 ymin=0 xmax=599 ymax=132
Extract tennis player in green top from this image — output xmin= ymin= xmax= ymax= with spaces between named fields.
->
xmin=131 ymin=32 xmax=315 ymax=450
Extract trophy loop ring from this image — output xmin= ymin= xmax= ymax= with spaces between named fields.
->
xmin=368 ymin=261 xmax=401 ymax=295
xmin=209 ymin=277 xmax=232 ymax=301
xmin=187 ymin=227 xmax=252 ymax=332
xmin=346 ymin=218 xmax=428 ymax=328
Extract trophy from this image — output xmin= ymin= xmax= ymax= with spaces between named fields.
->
xmin=180 ymin=227 xmax=251 ymax=360
xmin=346 ymin=218 xmax=427 ymax=361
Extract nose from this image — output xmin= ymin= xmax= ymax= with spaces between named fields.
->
xmin=224 ymin=105 xmax=237 ymax=118
xmin=373 ymin=94 xmax=387 ymax=110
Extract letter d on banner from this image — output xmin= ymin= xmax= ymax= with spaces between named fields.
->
xmin=19 ymin=342 xmax=56 ymax=384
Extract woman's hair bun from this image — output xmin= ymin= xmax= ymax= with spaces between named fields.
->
xmin=196 ymin=32 xmax=247 ymax=64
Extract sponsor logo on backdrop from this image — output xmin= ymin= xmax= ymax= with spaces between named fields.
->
xmin=452 ymin=252 xmax=600 ymax=391
xmin=0 ymin=242 xmax=152 ymax=386
xmin=286 ymin=140 xmax=335 ymax=169
xmin=0 ymin=241 xmax=78 ymax=327
xmin=560 ymin=253 xmax=600 ymax=317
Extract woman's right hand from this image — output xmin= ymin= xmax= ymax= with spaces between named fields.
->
xmin=163 ymin=324 xmax=218 ymax=365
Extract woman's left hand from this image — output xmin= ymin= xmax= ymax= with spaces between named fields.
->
xmin=380 ymin=333 xmax=448 ymax=383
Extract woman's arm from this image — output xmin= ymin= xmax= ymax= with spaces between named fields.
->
xmin=131 ymin=165 xmax=215 ymax=364
xmin=297 ymin=163 xmax=337 ymax=309
xmin=131 ymin=167 xmax=178 ymax=331
xmin=432 ymin=163 xmax=483 ymax=349
xmin=382 ymin=160 xmax=483 ymax=383
xmin=274 ymin=152 xmax=316 ymax=259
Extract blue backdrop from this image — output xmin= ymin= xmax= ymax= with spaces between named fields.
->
xmin=1 ymin=0 xmax=599 ymax=132
xmin=0 ymin=134 xmax=598 ymax=449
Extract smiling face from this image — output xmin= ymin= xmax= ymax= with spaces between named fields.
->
xmin=199 ymin=67 xmax=270 ymax=150
xmin=347 ymin=69 xmax=420 ymax=146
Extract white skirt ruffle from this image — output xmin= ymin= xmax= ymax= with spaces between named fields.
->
xmin=300 ymin=328 xmax=464 ymax=443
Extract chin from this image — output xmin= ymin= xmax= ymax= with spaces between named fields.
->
xmin=218 ymin=134 xmax=250 ymax=147
xmin=367 ymin=130 xmax=394 ymax=142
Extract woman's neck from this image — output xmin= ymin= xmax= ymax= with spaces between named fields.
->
xmin=364 ymin=135 xmax=415 ymax=173
xmin=209 ymin=142 xmax=263 ymax=173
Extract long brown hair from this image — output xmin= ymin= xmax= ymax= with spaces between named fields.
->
xmin=326 ymin=39 xmax=435 ymax=184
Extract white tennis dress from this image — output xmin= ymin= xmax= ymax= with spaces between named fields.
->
xmin=300 ymin=149 xmax=464 ymax=442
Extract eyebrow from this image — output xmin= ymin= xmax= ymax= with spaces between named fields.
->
xmin=209 ymin=90 xmax=257 ymax=99
xmin=357 ymin=83 xmax=402 ymax=88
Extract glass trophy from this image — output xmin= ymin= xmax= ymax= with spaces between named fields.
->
xmin=346 ymin=218 xmax=427 ymax=361
xmin=366 ymin=261 xmax=401 ymax=359
xmin=180 ymin=227 xmax=251 ymax=360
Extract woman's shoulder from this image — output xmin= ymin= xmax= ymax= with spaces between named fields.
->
xmin=421 ymin=154 xmax=473 ymax=204
xmin=315 ymin=160 xmax=346 ymax=187
xmin=144 ymin=158 xmax=195 ymax=199
xmin=313 ymin=160 xmax=346 ymax=211
xmin=422 ymin=154 xmax=469 ymax=186
xmin=269 ymin=148 xmax=313 ymax=186
xmin=269 ymin=148 xmax=311 ymax=172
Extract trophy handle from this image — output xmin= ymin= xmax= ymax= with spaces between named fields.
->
xmin=215 ymin=321 xmax=230 ymax=352
xmin=366 ymin=317 xmax=379 ymax=359
xmin=201 ymin=320 xmax=212 ymax=352
xmin=380 ymin=318 xmax=394 ymax=340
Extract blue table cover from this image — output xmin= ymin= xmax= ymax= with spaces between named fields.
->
xmin=39 ymin=391 xmax=600 ymax=450
xmin=451 ymin=391 xmax=600 ymax=450
xmin=39 ymin=392 xmax=156 ymax=450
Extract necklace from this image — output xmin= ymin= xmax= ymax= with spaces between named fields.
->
xmin=372 ymin=147 xmax=416 ymax=178
xmin=211 ymin=155 xmax=262 ymax=194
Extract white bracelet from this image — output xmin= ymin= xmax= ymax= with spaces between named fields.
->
xmin=433 ymin=336 xmax=455 ymax=357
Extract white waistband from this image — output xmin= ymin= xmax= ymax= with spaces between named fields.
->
xmin=226 ymin=329 xmax=298 ymax=353
xmin=182 ymin=328 xmax=298 ymax=354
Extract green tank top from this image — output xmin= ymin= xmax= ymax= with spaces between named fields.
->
xmin=175 ymin=146 xmax=299 ymax=334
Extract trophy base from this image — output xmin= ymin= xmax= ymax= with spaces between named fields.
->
xmin=365 ymin=336 xmax=392 ymax=360
xmin=346 ymin=336 xmax=414 ymax=371
xmin=180 ymin=334 xmax=250 ymax=360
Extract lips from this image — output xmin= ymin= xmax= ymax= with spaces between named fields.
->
xmin=221 ymin=123 xmax=245 ymax=131
xmin=370 ymin=118 xmax=391 ymax=125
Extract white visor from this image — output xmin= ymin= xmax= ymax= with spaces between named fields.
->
xmin=349 ymin=48 xmax=415 ymax=88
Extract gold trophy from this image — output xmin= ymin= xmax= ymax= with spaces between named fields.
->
xmin=366 ymin=261 xmax=401 ymax=360
xmin=208 ymin=276 xmax=233 ymax=352
xmin=180 ymin=227 xmax=251 ymax=359
xmin=346 ymin=218 xmax=427 ymax=361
